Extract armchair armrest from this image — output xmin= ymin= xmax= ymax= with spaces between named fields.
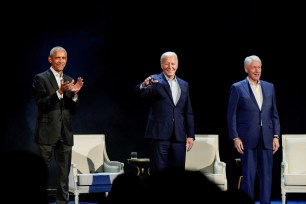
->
xmin=71 ymin=162 xmax=78 ymax=177
xmin=281 ymin=161 xmax=288 ymax=175
xmin=69 ymin=162 xmax=79 ymax=188
xmin=214 ymin=161 xmax=226 ymax=174
xmin=104 ymin=160 xmax=124 ymax=173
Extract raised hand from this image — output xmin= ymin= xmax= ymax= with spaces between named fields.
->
xmin=59 ymin=79 xmax=75 ymax=94
xmin=72 ymin=77 xmax=84 ymax=94
xmin=142 ymin=75 xmax=158 ymax=88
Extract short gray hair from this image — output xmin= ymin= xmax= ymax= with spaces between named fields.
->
xmin=49 ymin=46 xmax=67 ymax=56
xmin=160 ymin=51 xmax=178 ymax=63
xmin=244 ymin=55 xmax=261 ymax=68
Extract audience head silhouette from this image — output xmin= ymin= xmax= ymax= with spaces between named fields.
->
xmin=223 ymin=188 xmax=254 ymax=204
xmin=105 ymin=171 xmax=144 ymax=204
xmin=0 ymin=150 xmax=49 ymax=204
xmin=143 ymin=167 xmax=224 ymax=203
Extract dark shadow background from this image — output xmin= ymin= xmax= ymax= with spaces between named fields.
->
xmin=3 ymin=1 xmax=306 ymax=201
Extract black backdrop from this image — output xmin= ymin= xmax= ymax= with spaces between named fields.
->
xmin=3 ymin=1 xmax=306 ymax=200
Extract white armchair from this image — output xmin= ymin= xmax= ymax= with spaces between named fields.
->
xmin=281 ymin=134 xmax=306 ymax=204
xmin=68 ymin=134 xmax=124 ymax=204
xmin=185 ymin=134 xmax=228 ymax=191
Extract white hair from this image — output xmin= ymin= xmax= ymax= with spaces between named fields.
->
xmin=160 ymin=51 xmax=178 ymax=63
xmin=244 ymin=55 xmax=261 ymax=68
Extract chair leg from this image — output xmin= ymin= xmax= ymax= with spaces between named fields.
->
xmin=281 ymin=193 xmax=286 ymax=204
xmin=238 ymin=176 xmax=243 ymax=190
xmin=235 ymin=158 xmax=243 ymax=190
xmin=74 ymin=193 xmax=79 ymax=204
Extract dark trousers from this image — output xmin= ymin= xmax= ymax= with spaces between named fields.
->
xmin=38 ymin=140 xmax=72 ymax=204
xmin=148 ymin=138 xmax=186 ymax=175
xmin=241 ymin=131 xmax=273 ymax=204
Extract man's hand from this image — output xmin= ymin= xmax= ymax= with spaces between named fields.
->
xmin=142 ymin=76 xmax=158 ymax=88
xmin=59 ymin=79 xmax=75 ymax=94
xmin=272 ymin=137 xmax=280 ymax=154
xmin=58 ymin=77 xmax=84 ymax=96
xmin=234 ymin=138 xmax=244 ymax=154
xmin=72 ymin=77 xmax=84 ymax=94
xmin=186 ymin=137 xmax=194 ymax=152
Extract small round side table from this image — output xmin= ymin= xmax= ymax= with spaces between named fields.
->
xmin=127 ymin=158 xmax=150 ymax=178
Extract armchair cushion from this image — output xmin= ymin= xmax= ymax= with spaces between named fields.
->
xmin=284 ymin=174 xmax=306 ymax=186
xmin=77 ymin=173 xmax=119 ymax=186
xmin=204 ymin=173 xmax=227 ymax=185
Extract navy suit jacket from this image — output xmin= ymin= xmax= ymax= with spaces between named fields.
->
xmin=135 ymin=72 xmax=195 ymax=142
xmin=32 ymin=69 xmax=77 ymax=146
xmin=227 ymin=77 xmax=280 ymax=149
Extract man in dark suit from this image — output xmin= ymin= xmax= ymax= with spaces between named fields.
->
xmin=32 ymin=46 xmax=84 ymax=204
xmin=135 ymin=51 xmax=195 ymax=174
xmin=227 ymin=55 xmax=281 ymax=204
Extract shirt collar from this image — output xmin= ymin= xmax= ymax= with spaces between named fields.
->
xmin=50 ymin=67 xmax=63 ymax=78
xmin=164 ymin=73 xmax=177 ymax=81
xmin=247 ymin=77 xmax=260 ymax=86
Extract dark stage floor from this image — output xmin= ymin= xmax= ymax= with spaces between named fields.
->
xmin=48 ymin=193 xmax=306 ymax=204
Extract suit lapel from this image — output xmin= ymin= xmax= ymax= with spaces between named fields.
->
xmin=160 ymin=73 xmax=174 ymax=103
xmin=260 ymin=81 xmax=267 ymax=111
xmin=176 ymin=78 xmax=183 ymax=105
xmin=47 ymin=69 xmax=59 ymax=90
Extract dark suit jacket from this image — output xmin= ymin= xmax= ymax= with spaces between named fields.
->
xmin=227 ymin=77 xmax=281 ymax=149
xmin=32 ymin=69 xmax=77 ymax=146
xmin=135 ymin=72 xmax=195 ymax=142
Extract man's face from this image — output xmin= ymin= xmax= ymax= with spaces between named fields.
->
xmin=48 ymin=50 xmax=67 ymax=73
xmin=161 ymin=56 xmax=178 ymax=80
xmin=245 ymin=60 xmax=261 ymax=83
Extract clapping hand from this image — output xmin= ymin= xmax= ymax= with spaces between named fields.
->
xmin=72 ymin=77 xmax=84 ymax=94
xmin=59 ymin=80 xmax=75 ymax=94
xmin=59 ymin=77 xmax=84 ymax=95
